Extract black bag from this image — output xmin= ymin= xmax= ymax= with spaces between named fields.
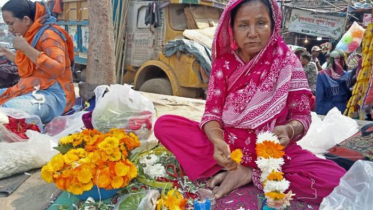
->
xmin=325 ymin=123 xmax=373 ymax=170
xmin=0 ymin=64 xmax=19 ymax=89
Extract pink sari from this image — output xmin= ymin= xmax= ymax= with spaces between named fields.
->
xmin=154 ymin=0 xmax=345 ymax=205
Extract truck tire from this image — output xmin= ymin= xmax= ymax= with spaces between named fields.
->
xmin=139 ymin=78 xmax=173 ymax=95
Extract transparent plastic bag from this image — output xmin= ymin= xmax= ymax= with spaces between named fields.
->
xmin=0 ymin=107 xmax=43 ymax=143
xmin=336 ymin=22 xmax=365 ymax=53
xmin=44 ymin=111 xmax=88 ymax=142
xmin=114 ymin=190 xmax=160 ymax=210
xmin=297 ymin=108 xmax=359 ymax=156
xmin=320 ymin=160 xmax=373 ymax=210
xmin=92 ymin=84 xmax=155 ymax=140
xmin=0 ymin=130 xmax=58 ymax=179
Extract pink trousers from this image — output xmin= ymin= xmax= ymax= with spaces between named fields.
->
xmin=154 ymin=115 xmax=346 ymax=204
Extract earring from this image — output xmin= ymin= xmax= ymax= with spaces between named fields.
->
xmin=228 ymin=23 xmax=238 ymax=51
xmin=230 ymin=40 xmax=239 ymax=51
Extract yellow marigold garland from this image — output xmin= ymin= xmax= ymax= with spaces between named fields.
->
xmin=41 ymin=128 xmax=140 ymax=195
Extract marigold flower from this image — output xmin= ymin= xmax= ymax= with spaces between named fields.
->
xmin=72 ymin=136 xmax=83 ymax=147
xmin=157 ymin=189 xmax=187 ymax=210
xmin=256 ymin=141 xmax=285 ymax=159
xmin=55 ymin=178 xmax=66 ymax=190
xmin=41 ymin=164 xmax=54 ymax=183
xmin=97 ymin=172 xmax=111 ymax=188
xmin=50 ymin=154 xmax=65 ymax=172
xmin=126 ymin=159 xmax=138 ymax=179
xmin=230 ymin=149 xmax=243 ymax=164
xmin=115 ymin=162 xmax=129 ymax=177
xmin=267 ymin=170 xmax=284 ymax=181
xmin=68 ymin=183 xmax=84 ymax=195
xmin=82 ymin=182 xmax=93 ymax=192
xmin=59 ymin=136 xmax=73 ymax=145
xmin=63 ymin=151 xmax=79 ymax=165
xmin=78 ymin=168 xmax=93 ymax=184
xmin=42 ymin=128 xmax=140 ymax=194
xmin=265 ymin=191 xmax=286 ymax=200
xmin=111 ymin=176 xmax=124 ymax=189
xmin=109 ymin=149 xmax=122 ymax=161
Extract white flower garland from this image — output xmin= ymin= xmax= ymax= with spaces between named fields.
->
xmin=255 ymin=131 xmax=294 ymax=209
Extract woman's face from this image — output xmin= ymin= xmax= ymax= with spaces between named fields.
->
xmin=2 ymin=11 xmax=32 ymax=36
xmin=233 ymin=1 xmax=272 ymax=61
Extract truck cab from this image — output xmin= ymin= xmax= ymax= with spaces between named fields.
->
xmin=57 ymin=0 xmax=226 ymax=98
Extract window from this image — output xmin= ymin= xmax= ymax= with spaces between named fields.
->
xmin=169 ymin=5 xmax=188 ymax=31
xmin=137 ymin=6 xmax=149 ymax=29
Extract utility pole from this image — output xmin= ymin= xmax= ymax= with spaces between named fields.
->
xmin=86 ymin=0 xmax=116 ymax=85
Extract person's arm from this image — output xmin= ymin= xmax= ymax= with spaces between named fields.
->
xmin=200 ymin=58 xmax=228 ymax=131
xmin=286 ymin=63 xmax=312 ymax=141
xmin=316 ymin=60 xmax=323 ymax=71
xmin=13 ymin=31 xmax=67 ymax=77
xmin=20 ymin=44 xmax=41 ymax=64
xmin=203 ymin=121 xmax=224 ymax=144
xmin=310 ymin=63 xmax=318 ymax=94
xmin=0 ymin=47 xmax=16 ymax=63
xmin=200 ymin=57 xmax=236 ymax=169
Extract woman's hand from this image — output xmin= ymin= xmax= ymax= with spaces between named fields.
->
xmin=212 ymin=138 xmax=237 ymax=170
xmin=13 ymin=35 xmax=29 ymax=51
xmin=273 ymin=125 xmax=292 ymax=147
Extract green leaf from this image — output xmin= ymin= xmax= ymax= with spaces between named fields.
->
xmin=118 ymin=192 xmax=146 ymax=210
xmin=53 ymin=144 xmax=72 ymax=154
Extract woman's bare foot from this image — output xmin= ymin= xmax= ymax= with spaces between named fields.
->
xmin=211 ymin=166 xmax=252 ymax=199
xmin=207 ymin=171 xmax=228 ymax=189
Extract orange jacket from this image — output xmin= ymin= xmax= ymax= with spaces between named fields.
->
xmin=0 ymin=3 xmax=75 ymax=113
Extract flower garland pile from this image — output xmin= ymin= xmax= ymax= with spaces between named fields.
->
xmin=41 ymin=128 xmax=140 ymax=195
xmin=156 ymin=188 xmax=187 ymax=210
xmin=255 ymin=132 xmax=294 ymax=209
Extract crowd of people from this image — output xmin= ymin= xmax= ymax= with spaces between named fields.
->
xmin=295 ymin=44 xmax=362 ymax=117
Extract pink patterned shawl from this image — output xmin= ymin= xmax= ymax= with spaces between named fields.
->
xmin=212 ymin=0 xmax=310 ymax=130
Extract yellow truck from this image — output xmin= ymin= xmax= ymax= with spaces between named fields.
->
xmin=57 ymin=0 xmax=226 ymax=98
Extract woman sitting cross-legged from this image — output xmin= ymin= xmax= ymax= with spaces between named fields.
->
xmin=0 ymin=0 xmax=75 ymax=123
xmin=154 ymin=0 xmax=345 ymax=205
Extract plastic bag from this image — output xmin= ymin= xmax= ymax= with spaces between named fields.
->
xmin=44 ymin=111 xmax=88 ymax=142
xmin=0 ymin=130 xmax=58 ymax=179
xmin=92 ymin=84 xmax=155 ymax=140
xmin=320 ymin=160 xmax=373 ymax=210
xmin=114 ymin=190 xmax=160 ymax=210
xmin=0 ymin=107 xmax=43 ymax=143
xmin=297 ymin=108 xmax=359 ymax=156
xmin=335 ymin=22 xmax=365 ymax=53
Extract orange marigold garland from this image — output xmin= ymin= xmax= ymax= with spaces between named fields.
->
xmin=41 ymin=128 xmax=140 ymax=195
xmin=255 ymin=131 xmax=294 ymax=209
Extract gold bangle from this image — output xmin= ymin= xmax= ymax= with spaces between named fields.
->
xmin=208 ymin=127 xmax=224 ymax=139
xmin=288 ymin=124 xmax=295 ymax=139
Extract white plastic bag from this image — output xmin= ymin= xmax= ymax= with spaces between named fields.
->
xmin=0 ymin=130 xmax=58 ymax=179
xmin=320 ymin=160 xmax=373 ymax=210
xmin=44 ymin=111 xmax=88 ymax=142
xmin=0 ymin=107 xmax=43 ymax=143
xmin=297 ymin=108 xmax=359 ymax=156
xmin=92 ymin=84 xmax=155 ymax=140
